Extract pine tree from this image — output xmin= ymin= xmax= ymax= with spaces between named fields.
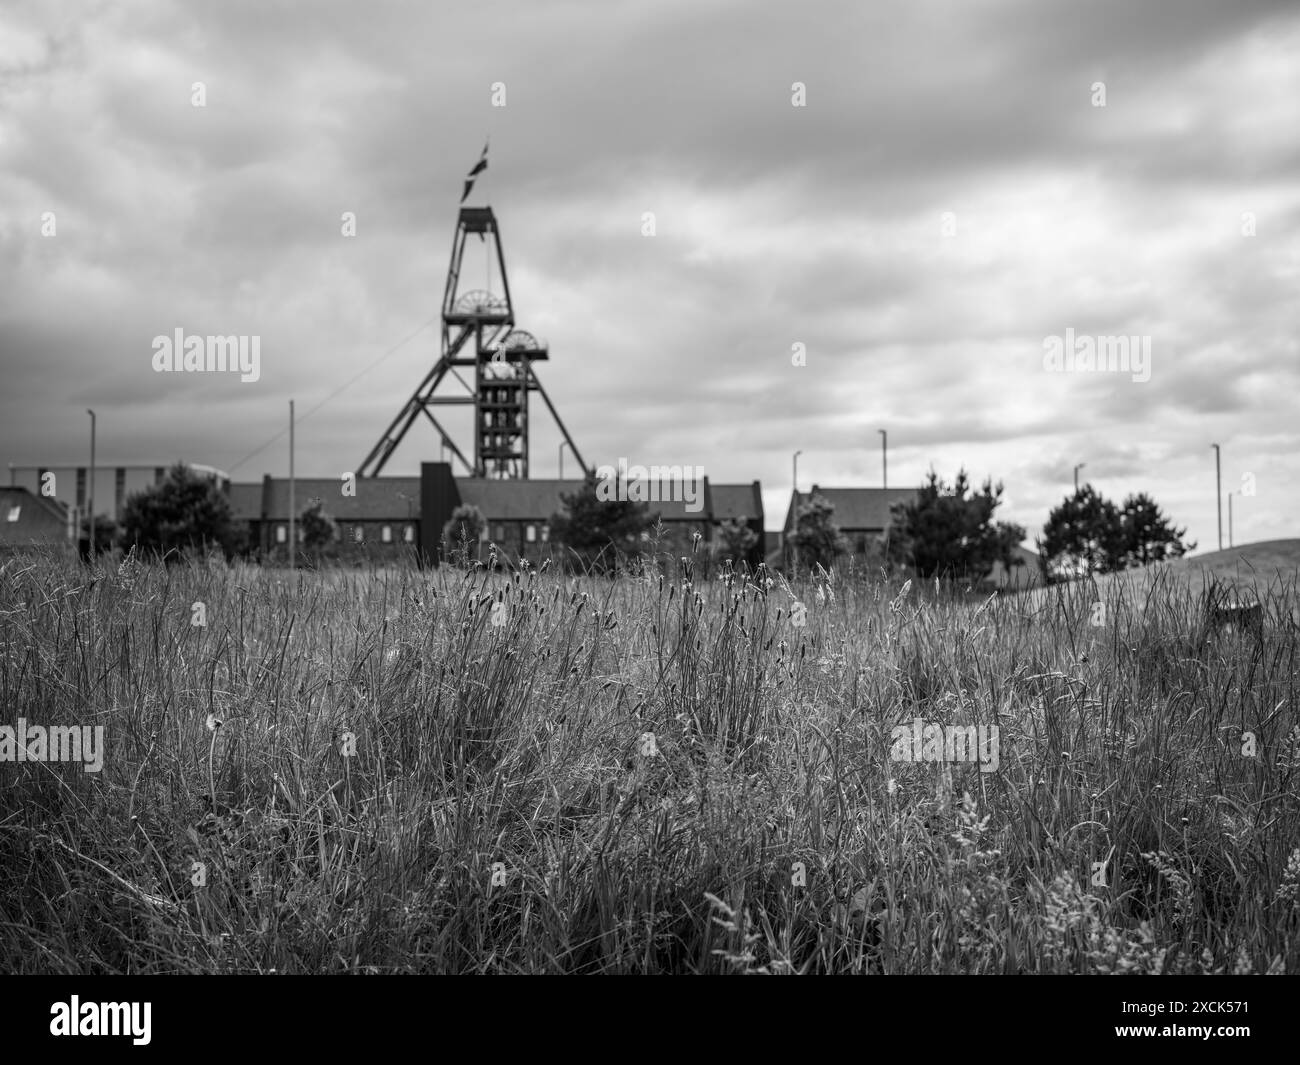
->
xmin=887 ymin=469 xmax=1025 ymax=581
xmin=1118 ymin=492 xmax=1194 ymax=567
xmin=1038 ymin=485 xmax=1123 ymax=578
xmin=118 ymin=463 xmax=235 ymax=562
xmin=549 ymin=473 xmax=656 ymax=574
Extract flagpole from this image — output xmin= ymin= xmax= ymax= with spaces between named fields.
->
xmin=288 ymin=399 xmax=295 ymax=574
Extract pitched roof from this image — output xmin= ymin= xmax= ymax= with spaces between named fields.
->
xmin=456 ymin=479 xmax=709 ymax=522
xmin=786 ymin=487 xmax=920 ymax=531
xmin=0 ymin=486 xmax=67 ymax=544
xmin=250 ymin=474 xmax=744 ymax=524
xmin=227 ymin=482 xmax=264 ymax=522
xmin=456 ymin=479 xmax=586 ymax=521
xmin=262 ymin=477 xmax=422 ymax=521
xmin=709 ymin=482 xmax=763 ymax=522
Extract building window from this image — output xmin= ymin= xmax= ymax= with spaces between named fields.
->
xmin=354 ymin=525 xmax=364 ymax=543
xmin=6 ymin=505 xmax=20 ymax=523
xmin=492 ymin=524 xmax=505 ymax=541
xmin=403 ymin=524 xmax=415 ymax=543
xmin=76 ymin=467 xmax=86 ymax=506
xmin=115 ymin=467 xmax=126 ymax=512
xmin=525 ymin=524 xmax=537 ymax=543
xmin=540 ymin=524 xmax=549 ymax=543
xmin=275 ymin=525 xmax=287 ymax=543
xmin=381 ymin=525 xmax=392 ymax=543
xmin=154 ymin=467 xmax=165 ymax=485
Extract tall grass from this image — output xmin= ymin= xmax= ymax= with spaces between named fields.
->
xmin=1 ymin=547 xmax=1296 ymax=973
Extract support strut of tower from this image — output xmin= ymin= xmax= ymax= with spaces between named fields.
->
xmin=358 ymin=204 xmax=588 ymax=480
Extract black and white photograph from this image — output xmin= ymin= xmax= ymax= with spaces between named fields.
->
xmin=1 ymin=0 xmax=1297 ymax=1023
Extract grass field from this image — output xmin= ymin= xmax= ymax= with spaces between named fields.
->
xmin=2 ymin=544 xmax=1298 ymax=973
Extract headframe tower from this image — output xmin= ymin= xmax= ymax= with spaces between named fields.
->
xmin=358 ymin=201 xmax=587 ymax=479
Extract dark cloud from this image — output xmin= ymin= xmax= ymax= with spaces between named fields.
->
xmin=1 ymin=0 xmax=1297 ymax=549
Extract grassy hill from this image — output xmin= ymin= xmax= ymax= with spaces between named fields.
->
xmin=1169 ymin=538 xmax=1300 ymax=587
xmin=1020 ymin=538 xmax=1300 ymax=618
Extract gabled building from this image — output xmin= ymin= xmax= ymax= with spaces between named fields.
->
xmin=0 ymin=486 xmax=70 ymax=551
xmin=225 ymin=464 xmax=765 ymax=567
xmin=783 ymin=485 xmax=920 ymax=561
xmin=422 ymin=463 xmax=764 ymax=567
xmin=228 ymin=476 xmax=422 ymax=560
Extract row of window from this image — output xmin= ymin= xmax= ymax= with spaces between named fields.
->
xmin=268 ymin=522 xmax=556 ymax=545
xmin=497 ymin=523 xmax=549 ymax=543
xmin=273 ymin=524 xmax=417 ymax=544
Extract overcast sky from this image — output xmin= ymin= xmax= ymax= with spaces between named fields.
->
xmin=2 ymin=0 xmax=1297 ymax=546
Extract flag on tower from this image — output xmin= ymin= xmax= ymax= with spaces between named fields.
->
xmin=460 ymin=141 xmax=489 ymax=203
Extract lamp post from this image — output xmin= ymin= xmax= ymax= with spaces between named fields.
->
xmin=878 ymin=430 xmax=887 ymax=489
xmin=1211 ymin=444 xmax=1222 ymax=551
xmin=288 ymin=400 xmax=295 ymax=574
xmin=559 ymin=440 xmax=572 ymax=480
xmin=86 ymin=409 xmax=95 ymax=560
xmin=1073 ymin=463 xmax=1086 ymax=493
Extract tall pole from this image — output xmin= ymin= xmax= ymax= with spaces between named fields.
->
xmin=878 ymin=430 xmax=887 ymax=489
xmin=1211 ymin=443 xmax=1222 ymax=551
xmin=793 ymin=450 xmax=802 ymax=494
xmin=86 ymin=409 xmax=95 ymax=560
xmin=288 ymin=400 xmax=295 ymax=574
xmin=1073 ymin=462 xmax=1086 ymax=493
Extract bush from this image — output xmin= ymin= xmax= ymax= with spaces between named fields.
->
xmin=549 ymin=474 xmax=656 ymax=575
xmin=117 ymin=463 xmax=235 ymax=562
xmin=1039 ymin=486 xmax=1193 ymax=579
xmin=887 ymin=468 xmax=1024 ymax=582
xmin=787 ymin=492 xmax=848 ymax=574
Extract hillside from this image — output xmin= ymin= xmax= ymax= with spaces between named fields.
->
xmin=1016 ymin=538 xmax=1300 ymax=614
xmin=1172 ymin=538 xmax=1300 ymax=586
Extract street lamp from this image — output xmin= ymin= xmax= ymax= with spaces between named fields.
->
xmin=288 ymin=399 xmax=295 ymax=574
xmin=86 ymin=409 xmax=95 ymax=561
xmin=878 ymin=430 xmax=887 ymax=489
xmin=559 ymin=440 xmax=572 ymax=480
xmin=793 ymin=450 xmax=802 ymax=494
xmin=1211 ymin=444 xmax=1222 ymax=551
xmin=1073 ymin=463 xmax=1086 ymax=493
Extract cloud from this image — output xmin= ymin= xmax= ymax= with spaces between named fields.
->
xmin=1 ymin=0 xmax=1297 ymax=551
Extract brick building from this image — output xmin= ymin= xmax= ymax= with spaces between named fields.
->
xmin=225 ymin=464 xmax=765 ymax=567
xmin=782 ymin=485 xmax=920 ymax=563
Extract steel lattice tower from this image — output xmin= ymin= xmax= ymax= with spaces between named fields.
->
xmin=358 ymin=204 xmax=587 ymax=480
